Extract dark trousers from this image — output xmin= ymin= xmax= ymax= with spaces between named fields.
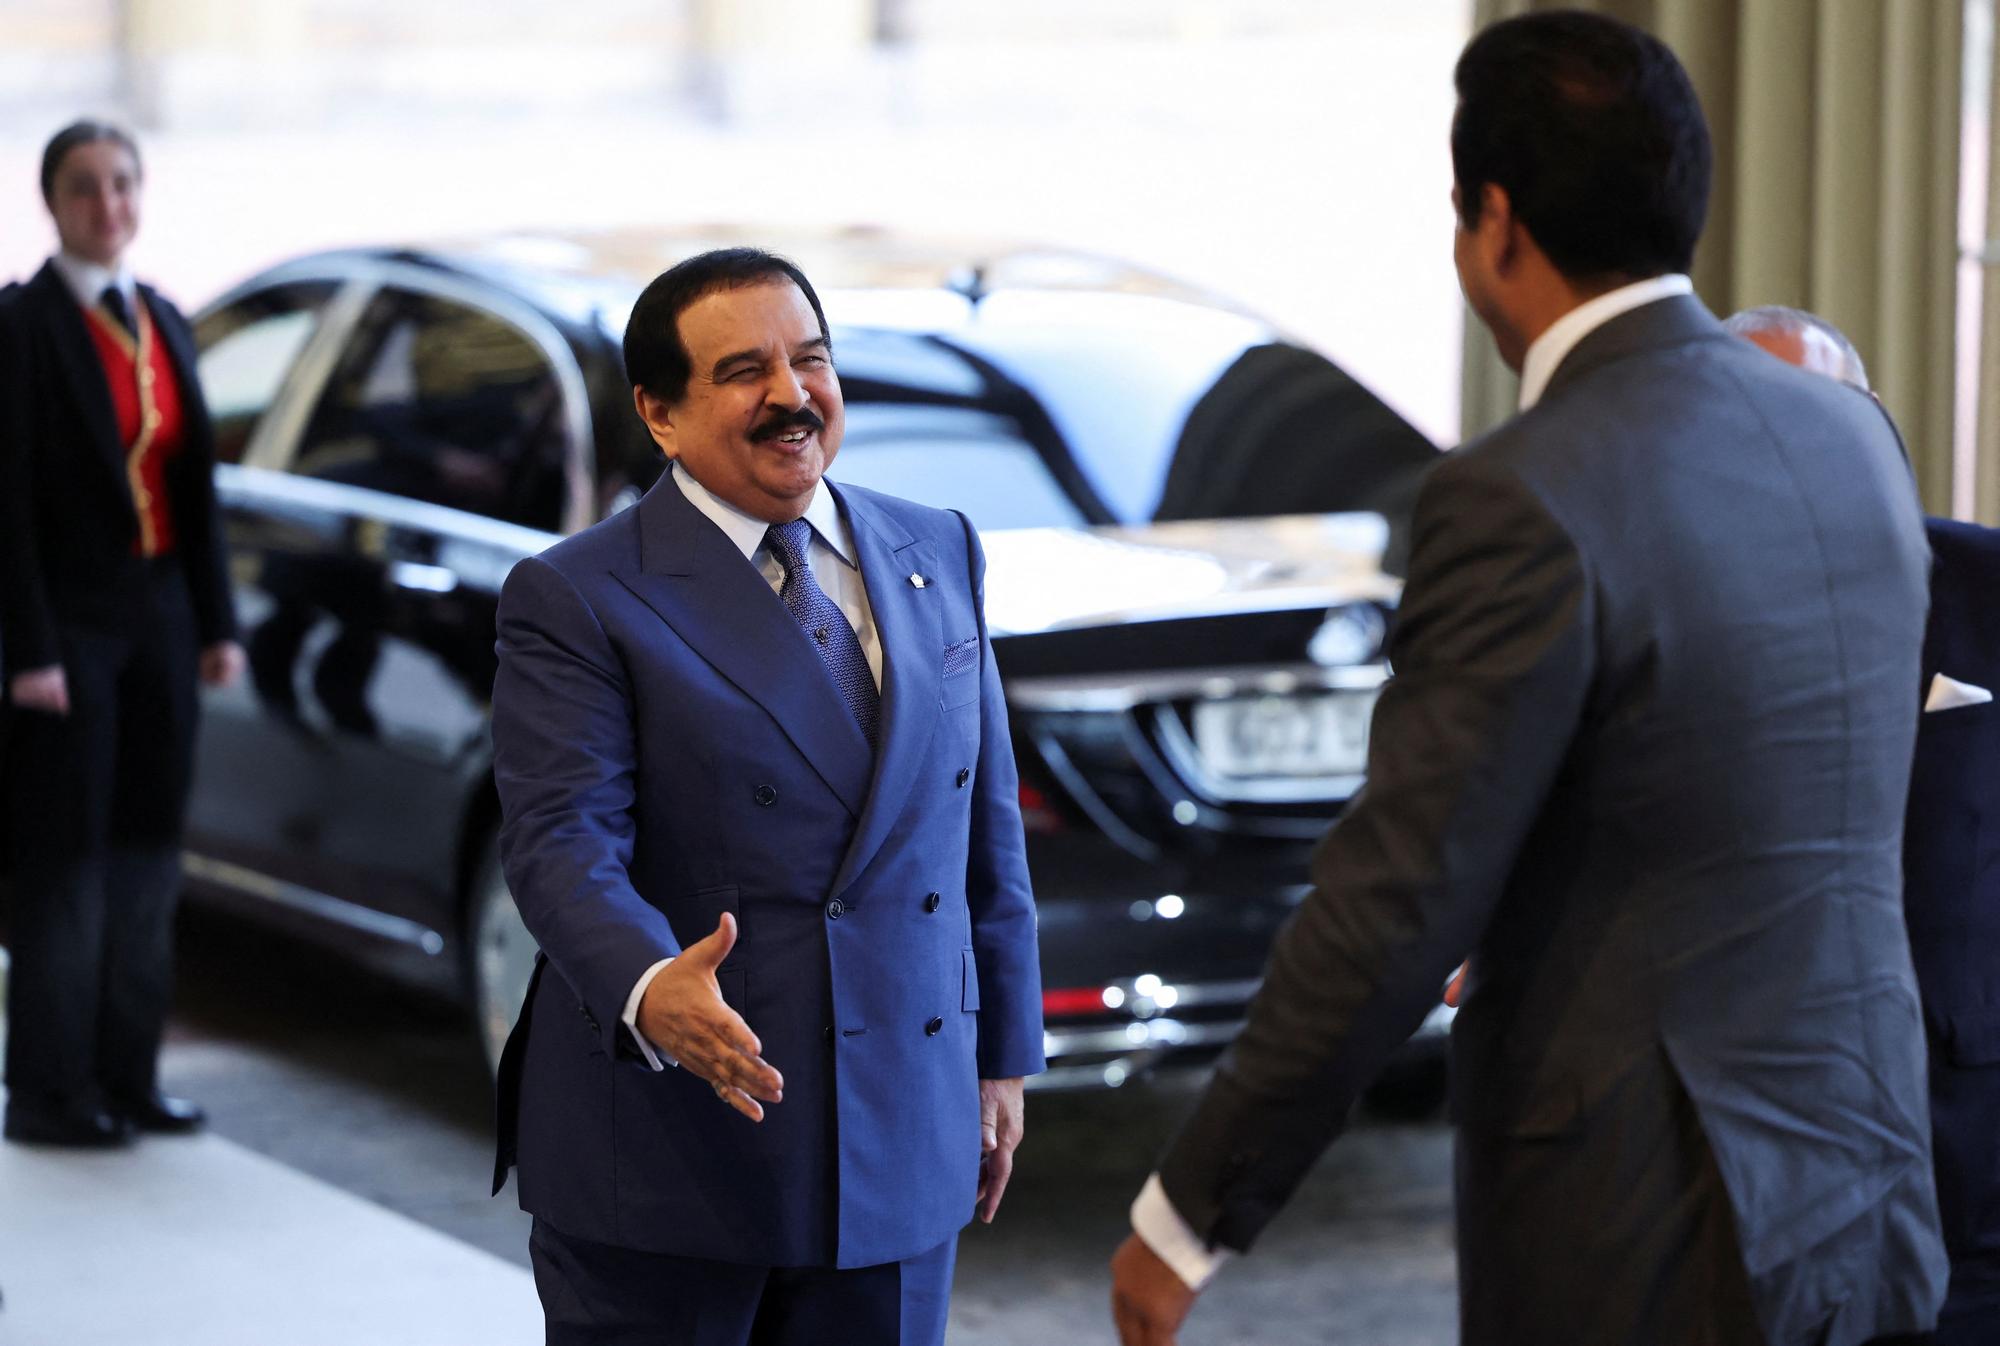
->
xmin=3 ymin=562 xmax=199 ymax=1111
xmin=529 ymin=1219 xmax=956 ymax=1346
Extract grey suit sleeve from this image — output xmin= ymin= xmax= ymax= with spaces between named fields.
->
xmin=1157 ymin=450 xmax=1595 ymax=1252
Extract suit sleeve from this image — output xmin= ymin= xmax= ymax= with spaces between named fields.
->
xmin=1156 ymin=450 xmax=1594 ymax=1252
xmin=492 ymin=553 xmax=682 ymax=1056
xmin=956 ymin=511 xmax=1046 ymax=1079
xmin=0 ymin=298 xmax=60 ymax=675
xmin=153 ymin=295 xmax=238 ymax=647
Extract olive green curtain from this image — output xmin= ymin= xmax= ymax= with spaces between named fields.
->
xmin=1976 ymin=49 xmax=2000 ymax=524
xmin=1462 ymin=0 xmax=1963 ymax=518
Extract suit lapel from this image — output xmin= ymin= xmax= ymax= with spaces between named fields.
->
xmin=28 ymin=263 xmax=126 ymax=487
xmin=613 ymin=474 xmax=873 ymax=819
xmin=142 ymin=285 xmax=206 ymax=429
xmin=827 ymin=484 xmax=942 ymax=902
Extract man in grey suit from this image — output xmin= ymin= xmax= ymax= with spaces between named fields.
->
xmin=1110 ymin=12 xmax=1948 ymax=1346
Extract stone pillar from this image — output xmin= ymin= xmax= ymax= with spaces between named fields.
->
xmin=119 ymin=0 xmax=309 ymax=128
xmin=686 ymin=0 xmax=880 ymax=123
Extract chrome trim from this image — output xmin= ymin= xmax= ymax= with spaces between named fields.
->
xmin=183 ymin=852 xmax=447 ymax=956
xmin=236 ymin=276 xmax=376 ymax=472
xmin=214 ymin=463 xmax=560 ymax=593
xmin=1007 ymin=661 xmax=1388 ymax=714
xmin=1029 ymin=990 xmax=1455 ymax=1091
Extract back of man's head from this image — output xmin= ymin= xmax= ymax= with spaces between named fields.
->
xmin=1723 ymin=305 xmax=1871 ymax=392
xmin=1452 ymin=10 xmax=1712 ymax=284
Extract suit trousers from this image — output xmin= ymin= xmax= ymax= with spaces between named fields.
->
xmin=3 ymin=559 xmax=200 ymax=1110
xmin=529 ymin=1219 xmax=956 ymax=1346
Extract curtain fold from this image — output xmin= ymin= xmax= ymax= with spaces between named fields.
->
xmin=1461 ymin=0 xmax=1962 ymax=517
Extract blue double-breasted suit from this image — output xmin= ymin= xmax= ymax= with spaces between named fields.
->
xmin=488 ymin=469 xmax=1044 ymax=1272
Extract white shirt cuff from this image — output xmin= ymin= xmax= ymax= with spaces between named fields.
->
xmin=622 ymin=957 xmax=677 ymax=1071
xmin=1131 ymin=1172 xmax=1231 ymax=1291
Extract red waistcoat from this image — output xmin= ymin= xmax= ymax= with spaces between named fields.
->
xmin=80 ymin=295 xmax=186 ymax=557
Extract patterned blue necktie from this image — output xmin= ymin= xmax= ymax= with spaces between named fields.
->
xmin=764 ymin=519 xmax=880 ymax=750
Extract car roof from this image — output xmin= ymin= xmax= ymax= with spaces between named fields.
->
xmin=216 ymin=234 xmax=1436 ymax=527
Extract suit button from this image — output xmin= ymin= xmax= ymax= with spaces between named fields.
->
xmin=925 ymin=1016 xmax=944 ymax=1036
xmin=924 ymin=892 xmax=941 ymax=913
xmin=753 ymin=785 xmax=777 ymax=807
xmin=955 ymin=768 xmax=970 ymax=788
xmin=827 ymin=898 xmax=846 ymax=920
xmin=824 ymin=1025 xmax=835 ymax=1041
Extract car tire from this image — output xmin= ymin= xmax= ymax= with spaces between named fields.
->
xmin=464 ymin=837 xmax=538 ymax=1082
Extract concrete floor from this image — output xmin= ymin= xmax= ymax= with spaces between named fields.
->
xmin=4 ymin=907 xmax=1459 ymax=1344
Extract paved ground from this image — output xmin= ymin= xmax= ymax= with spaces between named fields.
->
xmin=159 ymin=905 xmax=1459 ymax=1344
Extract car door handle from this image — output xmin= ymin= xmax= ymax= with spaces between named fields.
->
xmin=388 ymin=560 xmax=459 ymax=594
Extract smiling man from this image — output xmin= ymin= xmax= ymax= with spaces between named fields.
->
xmin=487 ymin=248 xmax=1043 ymax=1345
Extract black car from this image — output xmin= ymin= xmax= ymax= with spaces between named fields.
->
xmin=178 ymin=232 xmax=1444 ymax=1096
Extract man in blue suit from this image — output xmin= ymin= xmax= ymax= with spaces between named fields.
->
xmin=1730 ymin=304 xmax=2000 ymax=1345
xmin=488 ymin=248 xmax=1044 ymax=1344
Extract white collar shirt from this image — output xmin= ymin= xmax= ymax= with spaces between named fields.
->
xmin=51 ymin=251 xmax=138 ymax=321
xmin=671 ymin=460 xmax=882 ymax=690
xmin=1516 ymin=273 xmax=1693 ymax=411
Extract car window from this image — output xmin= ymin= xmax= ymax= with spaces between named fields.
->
xmin=833 ymin=404 xmax=1086 ymax=532
xmin=193 ymin=281 xmax=339 ymax=465
xmin=292 ymin=287 xmax=570 ymax=532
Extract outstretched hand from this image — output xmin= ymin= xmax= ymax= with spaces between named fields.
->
xmin=635 ymin=913 xmax=784 ymax=1120
xmin=1111 ymin=1233 xmax=1198 ymax=1345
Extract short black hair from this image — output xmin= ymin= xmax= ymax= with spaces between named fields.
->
xmin=623 ymin=248 xmax=830 ymax=402
xmin=40 ymin=119 xmax=142 ymax=204
xmin=1452 ymin=10 xmax=1711 ymax=282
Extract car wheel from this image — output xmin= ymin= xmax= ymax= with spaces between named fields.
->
xmin=466 ymin=838 xmax=538 ymax=1081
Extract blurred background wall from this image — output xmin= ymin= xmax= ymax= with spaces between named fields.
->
xmin=4 ymin=0 xmax=1997 ymax=518
xmin=0 ymin=0 xmax=1473 ymax=448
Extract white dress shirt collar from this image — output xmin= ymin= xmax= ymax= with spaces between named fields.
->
xmin=1516 ymin=273 xmax=1693 ymax=411
xmin=671 ymin=461 xmax=857 ymax=568
xmin=51 ymin=251 xmax=137 ymax=316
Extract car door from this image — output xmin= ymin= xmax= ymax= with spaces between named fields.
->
xmin=188 ymin=263 xmax=591 ymax=947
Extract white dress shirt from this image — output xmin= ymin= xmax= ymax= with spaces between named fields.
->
xmin=620 ymin=461 xmax=884 ymax=1070
xmin=50 ymin=250 xmax=138 ymax=319
xmin=1515 ymin=273 xmax=1693 ymax=411
xmin=1128 ymin=271 xmax=1700 ymax=1291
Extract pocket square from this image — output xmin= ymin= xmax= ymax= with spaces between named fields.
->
xmin=942 ymin=636 xmax=980 ymax=679
xmin=1925 ymin=673 xmax=1993 ymax=713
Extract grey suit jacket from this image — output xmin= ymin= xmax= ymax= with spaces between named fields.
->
xmin=1157 ymin=295 xmax=1949 ymax=1346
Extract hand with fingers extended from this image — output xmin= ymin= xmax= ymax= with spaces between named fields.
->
xmin=1111 ymin=1234 xmax=1198 ymax=1346
xmin=635 ymin=913 xmax=784 ymax=1121
xmin=975 ymin=1076 xmax=1025 ymax=1223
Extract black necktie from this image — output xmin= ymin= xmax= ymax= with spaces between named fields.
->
xmin=99 ymin=285 xmax=135 ymax=338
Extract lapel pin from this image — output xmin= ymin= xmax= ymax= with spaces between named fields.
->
xmin=909 ymin=573 xmax=927 ymax=588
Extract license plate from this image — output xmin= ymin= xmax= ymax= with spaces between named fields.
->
xmin=1192 ymin=690 xmax=1376 ymax=778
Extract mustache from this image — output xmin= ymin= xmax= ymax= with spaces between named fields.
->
xmin=750 ymin=407 xmax=826 ymax=442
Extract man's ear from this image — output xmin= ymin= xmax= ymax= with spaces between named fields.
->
xmin=633 ymin=385 xmax=677 ymax=458
xmin=1481 ymin=182 xmax=1522 ymax=275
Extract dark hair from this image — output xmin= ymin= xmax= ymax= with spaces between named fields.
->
xmin=1452 ymin=10 xmax=1711 ymax=282
xmin=40 ymin=119 xmax=142 ymax=204
xmin=623 ymin=248 xmax=830 ymax=401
